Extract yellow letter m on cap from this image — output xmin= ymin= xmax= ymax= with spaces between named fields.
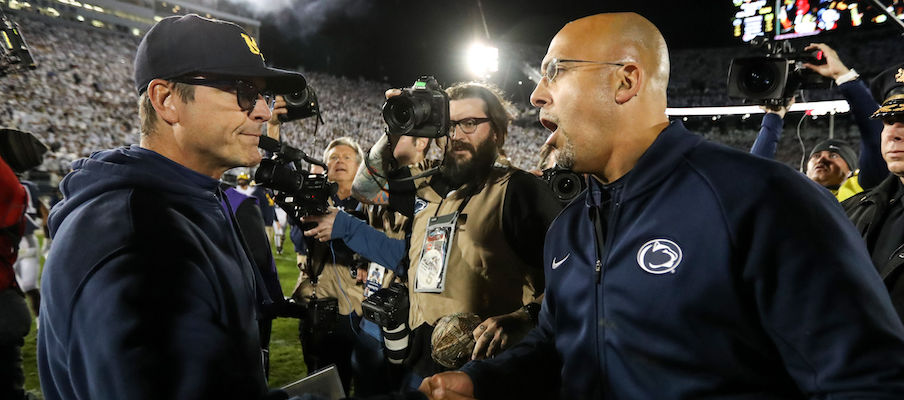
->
xmin=241 ymin=33 xmax=264 ymax=61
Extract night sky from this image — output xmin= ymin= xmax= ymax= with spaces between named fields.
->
xmin=253 ymin=1 xmax=738 ymax=87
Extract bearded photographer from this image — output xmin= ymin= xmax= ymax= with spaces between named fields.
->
xmin=301 ymin=81 xmax=561 ymax=389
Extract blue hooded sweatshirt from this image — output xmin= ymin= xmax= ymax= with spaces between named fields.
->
xmin=37 ymin=146 xmax=268 ymax=400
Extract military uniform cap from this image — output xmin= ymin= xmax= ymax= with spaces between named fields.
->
xmin=870 ymin=63 xmax=904 ymax=119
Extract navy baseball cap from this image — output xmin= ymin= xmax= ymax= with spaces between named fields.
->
xmin=133 ymin=14 xmax=306 ymax=95
xmin=870 ymin=64 xmax=904 ymax=119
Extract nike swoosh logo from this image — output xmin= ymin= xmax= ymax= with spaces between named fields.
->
xmin=552 ymin=254 xmax=570 ymax=270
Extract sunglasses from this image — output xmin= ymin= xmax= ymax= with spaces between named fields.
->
xmin=171 ymin=77 xmax=274 ymax=113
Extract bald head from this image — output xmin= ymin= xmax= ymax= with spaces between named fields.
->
xmin=530 ymin=12 xmax=672 ymax=182
xmin=557 ymin=13 xmax=670 ymax=100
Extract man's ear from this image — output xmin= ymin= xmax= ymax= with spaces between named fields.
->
xmin=147 ymin=79 xmax=179 ymax=124
xmin=614 ymin=64 xmax=642 ymax=104
xmin=415 ymin=137 xmax=429 ymax=153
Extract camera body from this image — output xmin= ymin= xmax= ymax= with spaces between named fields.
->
xmin=255 ymin=137 xmax=337 ymax=218
xmin=382 ymin=76 xmax=450 ymax=138
xmin=278 ymin=86 xmax=322 ymax=123
xmin=362 ymin=282 xmax=409 ymax=328
xmin=727 ymin=40 xmax=829 ymax=106
xmin=542 ymin=166 xmax=586 ymax=205
xmin=0 ymin=9 xmax=36 ymax=77
xmin=301 ymin=296 xmax=339 ymax=342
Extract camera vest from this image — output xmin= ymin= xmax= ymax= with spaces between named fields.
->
xmin=407 ymin=167 xmax=536 ymax=328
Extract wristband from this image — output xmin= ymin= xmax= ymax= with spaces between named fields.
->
xmin=835 ymin=69 xmax=859 ymax=86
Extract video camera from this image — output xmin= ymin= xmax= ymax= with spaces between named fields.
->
xmin=0 ymin=8 xmax=36 ymax=77
xmin=382 ymin=76 xmax=450 ymax=138
xmin=727 ymin=39 xmax=829 ymax=106
xmin=255 ymin=136 xmax=337 ymax=219
xmin=542 ymin=166 xmax=586 ymax=205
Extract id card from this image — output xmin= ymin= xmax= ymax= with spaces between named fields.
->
xmin=363 ymin=262 xmax=387 ymax=298
xmin=414 ymin=212 xmax=459 ymax=293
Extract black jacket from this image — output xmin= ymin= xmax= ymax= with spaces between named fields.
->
xmin=843 ymin=174 xmax=904 ymax=321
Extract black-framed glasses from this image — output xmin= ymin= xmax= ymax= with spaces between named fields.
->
xmin=450 ymin=117 xmax=491 ymax=134
xmin=541 ymin=58 xmax=626 ymax=83
xmin=171 ymin=77 xmax=274 ymax=113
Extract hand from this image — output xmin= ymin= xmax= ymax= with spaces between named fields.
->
xmin=419 ymin=372 xmax=476 ymax=400
xmin=802 ymin=43 xmax=850 ymax=80
xmin=267 ymin=95 xmax=287 ymax=139
xmin=385 ymin=88 xmax=402 ymax=99
xmin=301 ymin=207 xmax=338 ymax=242
xmin=356 ymin=267 xmax=367 ymax=285
xmin=758 ymin=97 xmax=796 ymax=118
xmin=471 ymin=308 xmax=533 ymax=360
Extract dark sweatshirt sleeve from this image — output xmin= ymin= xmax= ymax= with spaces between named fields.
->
xmin=840 ymin=79 xmax=887 ymax=189
xmin=750 ymin=113 xmax=783 ymax=159
xmin=737 ymin=170 xmax=904 ymax=397
xmin=459 ymin=295 xmax=561 ymax=399
xmin=502 ymin=171 xmax=562 ymax=272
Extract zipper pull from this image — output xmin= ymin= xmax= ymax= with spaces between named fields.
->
xmin=595 ymin=259 xmax=602 ymax=283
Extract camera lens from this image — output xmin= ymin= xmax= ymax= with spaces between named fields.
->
xmin=740 ymin=62 xmax=779 ymax=95
xmin=383 ymin=96 xmax=417 ymax=134
xmin=550 ymin=172 xmax=583 ymax=203
xmin=284 ymin=88 xmax=311 ymax=106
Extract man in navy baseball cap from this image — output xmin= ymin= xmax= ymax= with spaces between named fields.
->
xmin=133 ymin=13 xmax=306 ymax=95
xmin=38 ymin=14 xmax=315 ymax=400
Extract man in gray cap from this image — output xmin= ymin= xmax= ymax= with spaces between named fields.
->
xmin=844 ymin=63 xmax=904 ymax=323
xmin=37 ymin=14 xmax=305 ymax=399
xmin=805 ymin=138 xmax=859 ymax=194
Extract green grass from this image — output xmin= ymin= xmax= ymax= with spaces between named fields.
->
xmin=22 ymin=233 xmax=308 ymax=396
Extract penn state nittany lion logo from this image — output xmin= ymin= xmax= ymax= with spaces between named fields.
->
xmin=636 ymin=239 xmax=682 ymax=274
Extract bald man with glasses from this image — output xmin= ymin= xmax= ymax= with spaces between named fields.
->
xmin=420 ymin=12 xmax=904 ymax=400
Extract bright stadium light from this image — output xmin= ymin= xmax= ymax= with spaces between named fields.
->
xmin=466 ymin=42 xmax=498 ymax=78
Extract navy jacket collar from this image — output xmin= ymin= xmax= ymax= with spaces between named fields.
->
xmin=585 ymin=120 xmax=702 ymax=207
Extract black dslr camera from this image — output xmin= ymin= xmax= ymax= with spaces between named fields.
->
xmin=278 ymin=86 xmax=324 ymax=124
xmin=382 ymin=76 xmax=450 ymax=138
xmin=362 ymin=282 xmax=409 ymax=328
xmin=255 ymin=136 xmax=337 ymax=219
xmin=727 ymin=39 xmax=829 ymax=106
xmin=542 ymin=166 xmax=586 ymax=205
xmin=0 ymin=8 xmax=36 ymax=77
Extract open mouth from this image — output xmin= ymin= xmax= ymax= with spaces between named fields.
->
xmin=540 ymin=117 xmax=558 ymax=132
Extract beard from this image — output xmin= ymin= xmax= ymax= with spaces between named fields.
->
xmin=556 ymin=134 xmax=577 ymax=170
xmin=441 ymin=138 xmax=498 ymax=191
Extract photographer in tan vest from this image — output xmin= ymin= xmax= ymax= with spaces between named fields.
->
xmin=302 ymin=82 xmax=561 ymax=390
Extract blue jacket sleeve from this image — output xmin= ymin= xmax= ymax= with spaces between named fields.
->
xmin=840 ymin=79 xmax=887 ymax=189
xmin=333 ymin=210 xmax=407 ymax=275
xmin=750 ymin=113 xmax=783 ymax=159
xmin=459 ymin=295 xmax=561 ymax=399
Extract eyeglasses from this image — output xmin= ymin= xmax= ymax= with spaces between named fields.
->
xmin=541 ymin=58 xmax=626 ymax=83
xmin=450 ymin=117 xmax=491 ymax=134
xmin=171 ymin=77 xmax=274 ymax=113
